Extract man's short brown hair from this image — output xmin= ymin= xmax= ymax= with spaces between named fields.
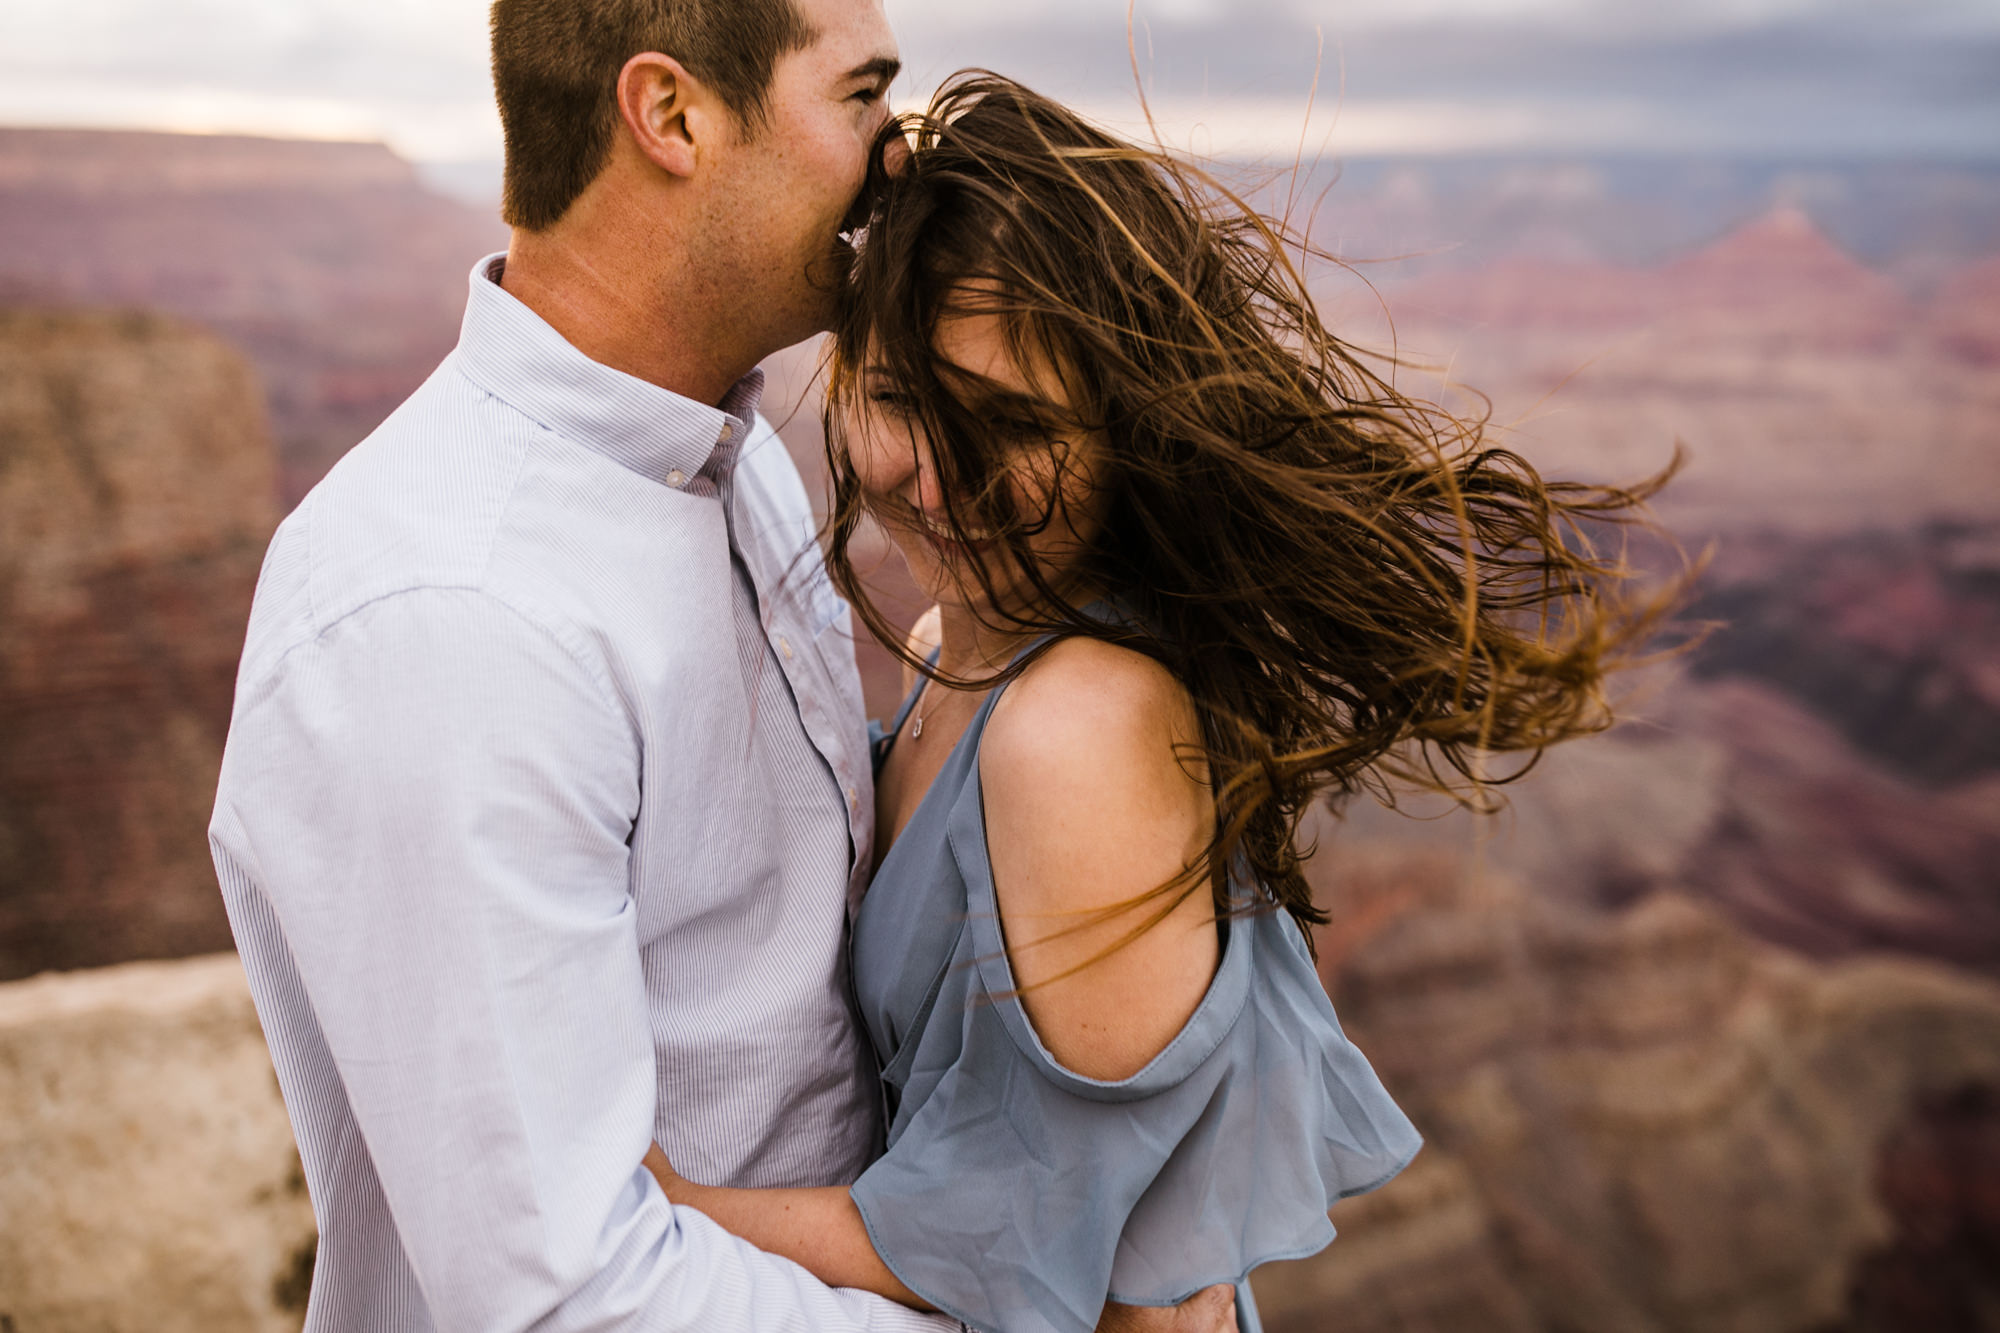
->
xmin=491 ymin=0 xmax=815 ymax=231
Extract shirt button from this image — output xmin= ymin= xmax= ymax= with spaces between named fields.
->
xmin=780 ymin=637 xmax=794 ymax=661
xmin=847 ymin=785 xmax=859 ymax=811
xmin=666 ymin=469 xmax=686 ymax=488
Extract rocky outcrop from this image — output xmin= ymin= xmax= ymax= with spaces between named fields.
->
xmin=1250 ymin=881 xmax=2000 ymax=1333
xmin=0 ymin=954 xmax=314 ymax=1332
xmin=0 ymin=129 xmax=506 ymax=502
xmin=0 ymin=309 xmax=277 ymax=980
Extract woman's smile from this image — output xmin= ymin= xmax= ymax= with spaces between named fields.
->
xmin=917 ymin=510 xmax=1001 ymax=545
xmin=914 ymin=508 xmax=1003 ymax=563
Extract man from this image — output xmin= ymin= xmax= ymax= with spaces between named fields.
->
xmin=211 ymin=0 xmax=1234 ymax=1328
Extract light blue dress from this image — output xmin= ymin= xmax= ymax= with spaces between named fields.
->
xmin=848 ymin=630 xmax=1422 ymax=1333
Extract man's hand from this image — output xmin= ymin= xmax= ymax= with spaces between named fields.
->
xmin=1097 ymin=1286 xmax=1238 ymax=1333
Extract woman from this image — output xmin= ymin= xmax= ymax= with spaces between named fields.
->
xmin=647 ymin=73 xmax=1672 ymax=1333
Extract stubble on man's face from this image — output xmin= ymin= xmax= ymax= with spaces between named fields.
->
xmin=712 ymin=0 xmax=899 ymax=355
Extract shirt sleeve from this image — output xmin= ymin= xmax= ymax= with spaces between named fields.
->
xmin=218 ymin=586 xmax=957 ymax=1333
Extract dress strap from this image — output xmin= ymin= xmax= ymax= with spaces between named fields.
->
xmin=890 ymin=646 xmax=943 ymax=737
xmin=872 ymin=645 xmax=944 ymax=772
xmin=886 ymin=602 xmax=1124 ymax=766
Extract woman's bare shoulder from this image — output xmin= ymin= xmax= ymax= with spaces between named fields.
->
xmin=979 ymin=636 xmax=1217 ymax=1082
xmin=982 ymin=636 xmax=1199 ymax=783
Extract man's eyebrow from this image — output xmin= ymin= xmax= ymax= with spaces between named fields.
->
xmin=844 ymin=56 xmax=902 ymax=87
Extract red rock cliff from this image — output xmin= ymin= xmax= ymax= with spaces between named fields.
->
xmin=0 ymin=308 xmax=277 ymax=980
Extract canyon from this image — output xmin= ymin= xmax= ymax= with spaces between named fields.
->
xmin=1323 ymin=208 xmax=2000 ymax=540
xmin=1241 ymin=201 xmax=2000 ymax=1332
xmin=1 ymin=129 xmax=1996 ymax=1330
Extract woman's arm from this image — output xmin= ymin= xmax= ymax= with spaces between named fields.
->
xmin=643 ymin=1146 xmax=931 ymax=1309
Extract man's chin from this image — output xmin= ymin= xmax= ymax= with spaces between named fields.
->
xmin=757 ymin=288 xmax=841 ymax=355
xmin=740 ymin=238 xmax=850 ymax=357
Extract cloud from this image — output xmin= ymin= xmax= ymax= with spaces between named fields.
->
xmin=895 ymin=0 xmax=2000 ymax=159
xmin=895 ymin=0 xmax=2000 ymax=39
xmin=0 ymin=0 xmax=497 ymax=158
xmin=0 ymin=0 xmax=1993 ymax=165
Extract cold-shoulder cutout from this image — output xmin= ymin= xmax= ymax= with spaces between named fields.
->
xmin=979 ymin=637 xmax=1218 ymax=1082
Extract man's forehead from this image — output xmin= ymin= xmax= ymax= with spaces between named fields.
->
xmin=793 ymin=0 xmax=898 ymax=66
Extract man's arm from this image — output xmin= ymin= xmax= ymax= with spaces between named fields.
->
xmin=218 ymin=586 xmax=957 ymax=1333
xmin=643 ymin=1151 xmax=1237 ymax=1331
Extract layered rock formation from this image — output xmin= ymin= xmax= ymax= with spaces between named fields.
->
xmin=1249 ymin=878 xmax=2000 ymax=1333
xmin=1688 ymin=525 xmax=2000 ymax=787
xmin=1385 ymin=208 xmax=1911 ymax=342
xmin=1932 ymin=255 xmax=2000 ymax=367
xmin=1325 ymin=668 xmax=2000 ymax=981
xmin=1294 ymin=158 xmax=2000 ymax=285
xmin=1324 ymin=211 xmax=2000 ymax=537
xmin=0 ymin=309 xmax=277 ymax=980
xmin=0 ymin=129 xmax=505 ymax=502
xmin=0 ymin=955 xmax=314 ymax=1331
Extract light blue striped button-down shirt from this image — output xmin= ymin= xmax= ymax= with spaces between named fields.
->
xmin=210 ymin=256 xmax=958 ymax=1332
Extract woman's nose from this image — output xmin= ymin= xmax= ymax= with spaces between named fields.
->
xmin=908 ymin=437 xmax=943 ymax=517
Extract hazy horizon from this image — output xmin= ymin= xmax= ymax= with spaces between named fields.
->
xmin=2 ymin=0 xmax=1995 ymax=170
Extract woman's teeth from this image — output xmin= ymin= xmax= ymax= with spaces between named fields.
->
xmin=920 ymin=513 xmax=1000 ymax=544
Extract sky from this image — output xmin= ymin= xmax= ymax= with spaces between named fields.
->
xmin=1 ymin=0 xmax=1996 ymax=170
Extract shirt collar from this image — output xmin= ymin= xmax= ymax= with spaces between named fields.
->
xmin=451 ymin=253 xmax=765 ymax=490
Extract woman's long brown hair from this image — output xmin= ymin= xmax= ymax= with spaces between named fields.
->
xmin=824 ymin=72 xmax=1682 ymax=940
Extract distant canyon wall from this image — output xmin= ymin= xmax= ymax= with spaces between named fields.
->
xmin=0 ymin=309 xmax=276 ymax=979
xmin=0 ymin=129 xmax=507 ymax=504
xmin=1323 ymin=209 xmax=2000 ymax=541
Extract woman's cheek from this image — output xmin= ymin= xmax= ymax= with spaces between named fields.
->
xmin=891 ymin=526 xmax=958 ymax=604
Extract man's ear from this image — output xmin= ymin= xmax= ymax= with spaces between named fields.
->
xmin=616 ymin=52 xmax=718 ymax=179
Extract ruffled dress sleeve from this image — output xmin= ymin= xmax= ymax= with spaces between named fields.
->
xmin=848 ymin=770 xmax=1422 ymax=1333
